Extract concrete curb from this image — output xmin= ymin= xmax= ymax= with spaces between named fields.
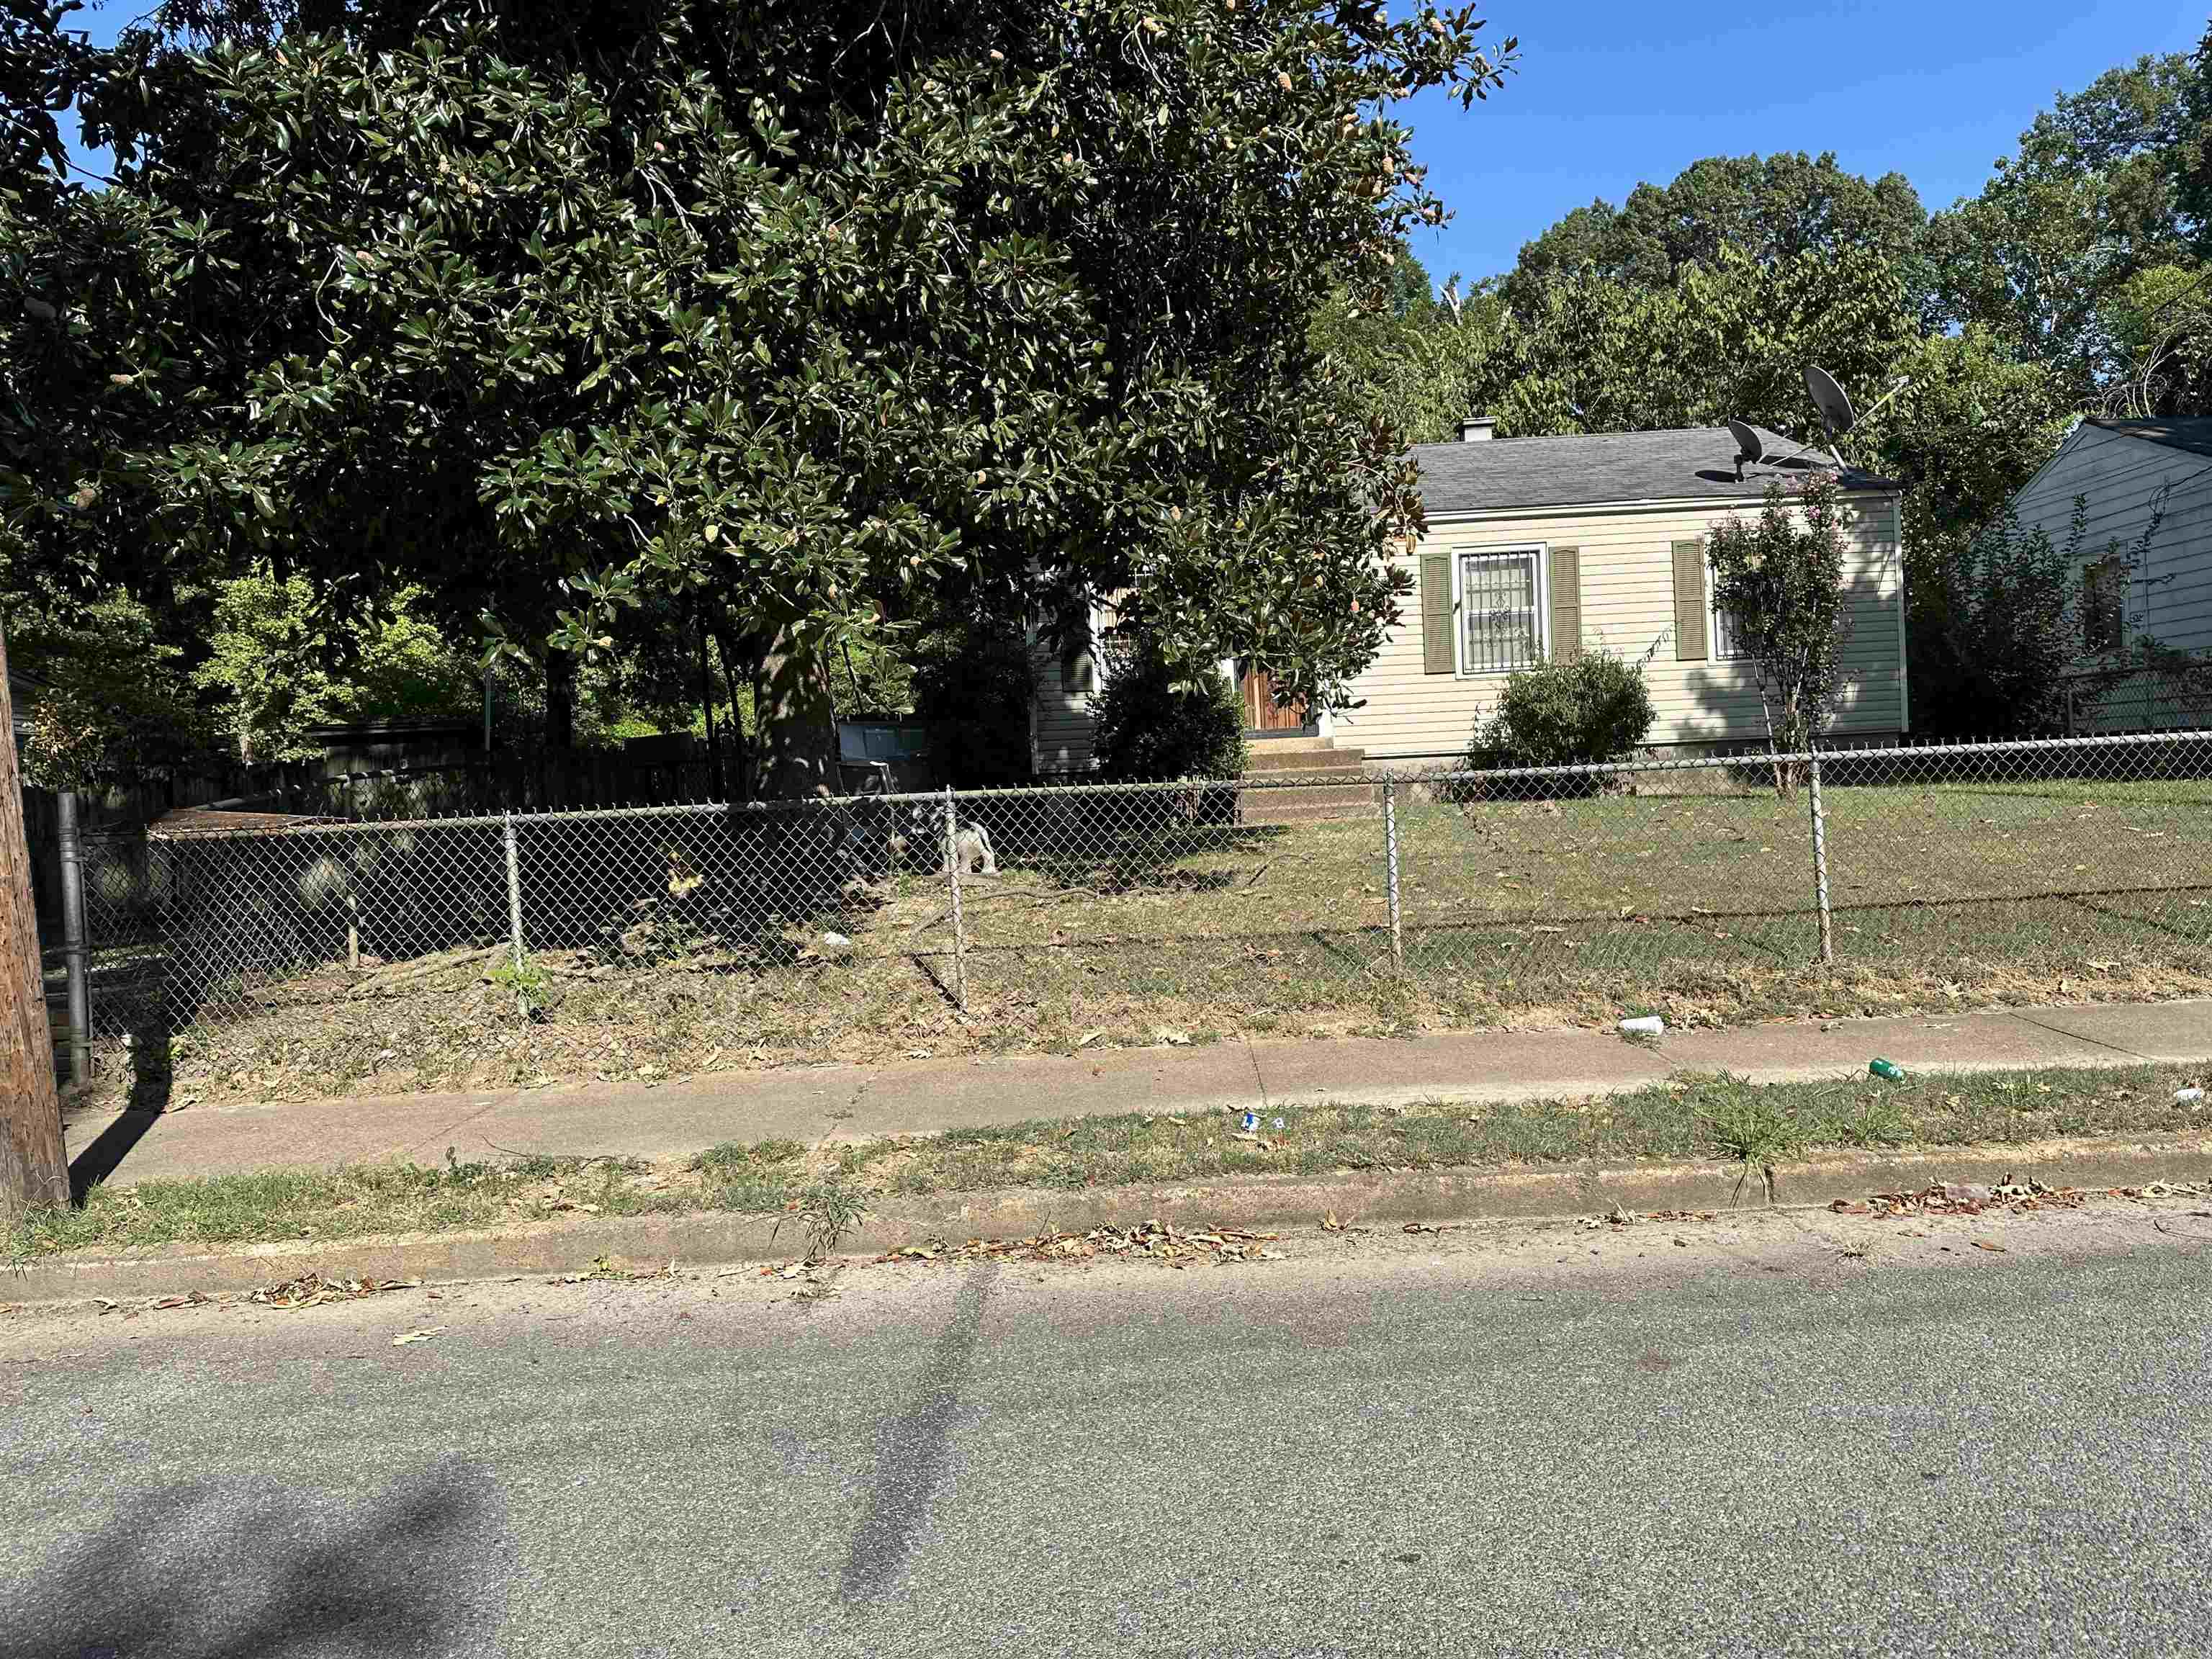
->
xmin=12 ymin=1132 xmax=2211 ymax=1307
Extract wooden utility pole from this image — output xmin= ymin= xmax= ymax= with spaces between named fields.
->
xmin=0 ymin=621 xmax=68 ymax=1221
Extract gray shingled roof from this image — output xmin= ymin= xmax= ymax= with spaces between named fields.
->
xmin=1411 ymin=426 xmax=1899 ymax=516
xmin=2086 ymin=416 xmax=2212 ymax=460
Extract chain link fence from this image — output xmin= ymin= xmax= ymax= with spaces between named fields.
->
xmin=68 ymin=732 xmax=2212 ymax=1097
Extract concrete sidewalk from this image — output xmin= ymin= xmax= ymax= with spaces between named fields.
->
xmin=63 ymin=999 xmax=2212 ymax=1187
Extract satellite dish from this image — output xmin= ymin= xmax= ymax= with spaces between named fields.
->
xmin=1791 ymin=369 xmax=1915 ymax=472
xmin=1804 ymin=366 xmax=1858 ymax=470
xmin=1726 ymin=418 xmax=1763 ymax=481
xmin=1806 ymin=366 xmax=1857 ymax=438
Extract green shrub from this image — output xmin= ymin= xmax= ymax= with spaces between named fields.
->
xmin=911 ymin=614 xmax=1035 ymax=786
xmin=1467 ymin=648 xmax=1655 ymax=771
xmin=1093 ymin=642 xmax=1246 ymax=782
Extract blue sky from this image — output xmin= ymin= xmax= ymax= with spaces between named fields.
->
xmin=1405 ymin=0 xmax=2208 ymax=285
xmin=63 ymin=1 xmax=2209 ymax=284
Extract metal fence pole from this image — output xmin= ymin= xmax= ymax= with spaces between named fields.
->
xmin=55 ymin=790 xmax=91 ymax=1087
xmin=1382 ymin=777 xmax=1404 ymax=971
xmin=501 ymin=811 xmax=526 ymax=967
xmin=943 ymin=786 xmax=967 ymax=1012
xmin=1806 ymin=754 xmax=1835 ymax=968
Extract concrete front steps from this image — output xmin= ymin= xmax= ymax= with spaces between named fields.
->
xmin=1239 ymin=739 xmax=1375 ymax=824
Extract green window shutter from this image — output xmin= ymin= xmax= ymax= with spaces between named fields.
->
xmin=1671 ymin=539 xmax=1709 ymax=662
xmin=1548 ymin=547 xmax=1581 ymax=663
xmin=1421 ymin=552 xmax=1455 ymax=675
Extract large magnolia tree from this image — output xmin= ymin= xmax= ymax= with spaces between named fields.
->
xmin=1 ymin=0 xmax=1516 ymax=796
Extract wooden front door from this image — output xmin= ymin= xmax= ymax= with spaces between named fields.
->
xmin=1240 ymin=665 xmax=1310 ymax=734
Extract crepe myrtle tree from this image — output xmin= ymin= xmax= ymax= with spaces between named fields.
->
xmin=1705 ymin=473 xmax=1853 ymax=789
xmin=3 ymin=0 xmax=1516 ymax=798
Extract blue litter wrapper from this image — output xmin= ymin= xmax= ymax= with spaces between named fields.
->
xmin=1240 ymin=1111 xmax=1259 ymax=1133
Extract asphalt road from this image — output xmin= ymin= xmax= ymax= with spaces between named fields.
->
xmin=6 ymin=1195 xmax=2212 ymax=1658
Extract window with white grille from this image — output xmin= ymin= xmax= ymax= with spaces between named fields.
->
xmin=1457 ymin=549 xmax=1545 ymax=674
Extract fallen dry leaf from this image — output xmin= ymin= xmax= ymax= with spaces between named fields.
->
xmin=889 ymin=1219 xmax=1278 ymax=1267
xmin=1840 ymin=1180 xmax=2101 ymax=1220
xmin=251 ymin=1272 xmax=418 ymax=1310
xmin=390 ymin=1328 xmax=441 ymax=1346
xmin=1321 ymin=1211 xmax=1343 ymax=1232
xmin=1970 ymin=1241 xmax=2006 ymax=1253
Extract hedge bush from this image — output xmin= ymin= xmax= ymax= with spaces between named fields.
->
xmin=1466 ymin=649 xmax=1655 ymax=773
xmin=1093 ymin=646 xmax=1246 ymax=782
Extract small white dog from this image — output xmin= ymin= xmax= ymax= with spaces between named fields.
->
xmin=884 ymin=806 xmax=997 ymax=876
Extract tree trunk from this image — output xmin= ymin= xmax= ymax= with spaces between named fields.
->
xmin=749 ymin=624 xmax=840 ymax=800
xmin=711 ymin=623 xmax=751 ymax=804
xmin=0 ymin=621 xmax=70 ymax=1221
xmin=697 ymin=614 xmax=721 ymax=800
xmin=544 ymin=650 xmax=577 ymax=754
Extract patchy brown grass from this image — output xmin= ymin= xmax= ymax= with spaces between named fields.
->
xmin=89 ymin=775 xmax=2212 ymax=1109
xmin=20 ymin=1063 xmax=2208 ymax=1263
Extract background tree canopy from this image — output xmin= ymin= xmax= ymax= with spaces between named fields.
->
xmin=1501 ymin=151 xmax=1930 ymax=318
xmin=1331 ymin=25 xmax=2212 ymax=741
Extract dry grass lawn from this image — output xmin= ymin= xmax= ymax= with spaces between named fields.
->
xmin=86 ymin=774 xmax=2212 ymax=1109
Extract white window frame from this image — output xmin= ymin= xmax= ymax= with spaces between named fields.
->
xmin=1453 ymin=544 xmax=1549 ymax=677
xmin=1707 ymin=555 xmax=1750 ymax=662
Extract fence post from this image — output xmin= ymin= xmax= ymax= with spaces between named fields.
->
xmin=55 ymin=790 xmax=91 ymax=1088
xmin=943 ymin=786 xmax=967 ymax=1012
xmin=1382 ymin=776 xmax=1404 ymax=972
xmin=1806 ymin=753 xmax=1835 ymax=968
xmin=501 ymin=811 xmax=526 ymax=968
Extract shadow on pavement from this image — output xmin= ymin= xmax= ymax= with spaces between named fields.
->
xmin=839 ymin=1264 xmax=997 ymax=1603
xmin=68 ymin=1111 xmax=163 ymax=1205
xmin=12 ymin=1465 xmax=504 ymax=1658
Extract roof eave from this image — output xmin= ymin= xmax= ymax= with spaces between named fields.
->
xmin=1423 ymin=481 xmax=1904 ymax=521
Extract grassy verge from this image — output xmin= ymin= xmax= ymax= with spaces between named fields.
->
xmin=13 ymin=1062 xmax=2206 ymax=1264
xmin=5 ymin=1147 xmax=800 ymax=1262
xmin=830 ymin=1061 xmax=2209 ymax=1195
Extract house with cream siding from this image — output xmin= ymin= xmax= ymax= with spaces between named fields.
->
xmin=1029 ymin=418 xmax=1909 ymax=774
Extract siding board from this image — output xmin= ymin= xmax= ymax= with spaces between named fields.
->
xmin=2011 ymin=425 xmax=2212 ymax=659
